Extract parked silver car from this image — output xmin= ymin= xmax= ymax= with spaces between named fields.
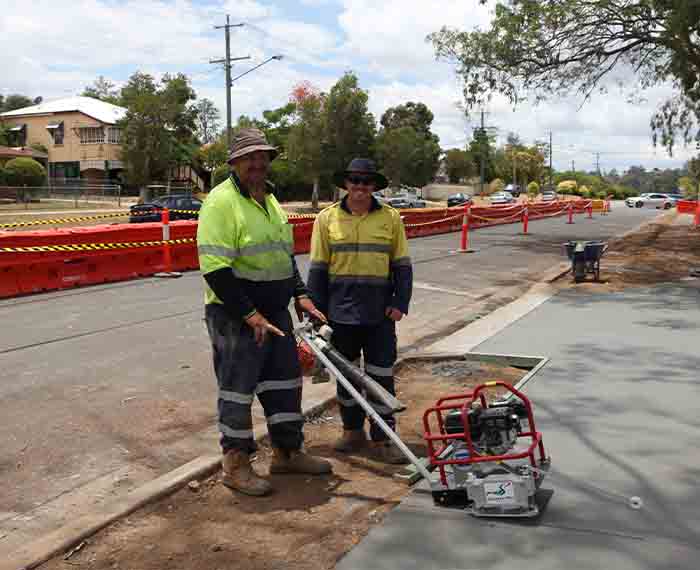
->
xmin=490 ymin=191 xmax=515 ymax=205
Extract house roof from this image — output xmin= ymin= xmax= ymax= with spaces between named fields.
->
xmin=0 ymin=145 xmax=48 ymax=159
xmin=0 ymin=96 xmax=126 ymax=125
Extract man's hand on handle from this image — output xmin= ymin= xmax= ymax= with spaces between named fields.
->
xmin=295 ymin=297 xmax=327 ymax=324
xmin=245 ymin=311 xmax=285 ymax=346
xmin=385 ymin=307 xmax=403 ymax=322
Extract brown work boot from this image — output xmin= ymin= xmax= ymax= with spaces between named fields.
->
xmin=270 ymin=448 xmax=333 ymax=475
xmin=370 ymin=441 xmax=409 ymax=465
xmin=221 ymin=450 xmax=272 ymax=496
xmin=333 ymin=429 xmax=368 ymax=453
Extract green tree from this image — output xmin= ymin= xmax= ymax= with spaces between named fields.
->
xmin=678 ymin=176 xmax=698 ymax=199
xmin=376 ymin=126 xmax=440 ymax=189
xmin=489 ymin=178 xmax=505 ymax=194
xmin=29 ymin=142 xmax=48 ymax=154
xmin=287 ymin=82 xmax=327 ymax=209
xmin=3 ymin=157 xmax=47 ymax=196
xmin=119 ymin=72 xmax=198 ymax=189
xmin=380 ymin=102 xmax=434 ymax=137
xmin=527 ymin=181 xmax=540 ymax=198
xmin=468 ymin=128 xmax=498 ymax=191
xmin=212 ymin=164 xmax=230 ymax=188
xmin=194 ymin=98 xmax=220 ymax=144
xmin=82 ymin=76 xmax=122 ymax=105
xmin=430 ymin=0 xmax=700 ymax=153
xmin=1 ymin=94 xmax=35 ymax=112
xmin=378 ymin=101 xmax=441 ymax=188
xmin=444 ymin=148 xmax=475 ymax=183
xmin=324 ymin=72 xmax=376 ymax=199
xmin=557 ymin=180 xmax=578 ymax=195
xmin=197 ymin=139 xmax=228 ymax=171
xmin=0 ymin=123 xmax=10 ymax=146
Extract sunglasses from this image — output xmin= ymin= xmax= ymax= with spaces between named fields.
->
xmin=346 ymin=174 xmax=376 ymax=186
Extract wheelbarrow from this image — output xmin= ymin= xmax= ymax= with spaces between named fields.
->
xmin=563 ymin=240 xmax=608 ymax=283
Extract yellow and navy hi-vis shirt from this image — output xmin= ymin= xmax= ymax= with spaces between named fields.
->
xmin=308 ymin=196 xmax=413 ymax=325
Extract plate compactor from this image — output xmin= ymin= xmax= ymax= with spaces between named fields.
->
xmin=296 ymin=321 xmax=551 ymax=518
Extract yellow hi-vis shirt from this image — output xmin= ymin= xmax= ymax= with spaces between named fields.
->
xmin=197 ymin=176 xmax=299 ymax=317
xmin=308 ymin=197 xmax=412 ymax=325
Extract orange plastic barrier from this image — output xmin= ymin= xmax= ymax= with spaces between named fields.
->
xmin=0 ymin=200 xmax=590 ymax=299
xmin=677 ymin=200 xmax=698 ymax=214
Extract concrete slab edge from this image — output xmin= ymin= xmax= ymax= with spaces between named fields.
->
xmin=3 ymin=392 xmax=339 ymax=570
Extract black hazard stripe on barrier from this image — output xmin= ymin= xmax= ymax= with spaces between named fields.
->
xmin=0 ymin=212 xmax=131 ymax=229
xmin=0 ymin=209 xmax=202 ymax=230
xmin=0 ymin=238 xmax=196 ymax=253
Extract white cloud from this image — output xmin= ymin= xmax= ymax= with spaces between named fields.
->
xmin=0 ymin=0 xmax=693 ymax=172
xmin=337 ymin=0 xmax=493 ymax=79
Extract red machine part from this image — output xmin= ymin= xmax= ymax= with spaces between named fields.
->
xmin=422 ymin=381 xmax=547 ymax=488
xmin=296 ymin=338 xmax=317 ymax=376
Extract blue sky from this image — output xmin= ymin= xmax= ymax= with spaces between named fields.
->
xmin=1 ymin=0 xmax=695 ymax=172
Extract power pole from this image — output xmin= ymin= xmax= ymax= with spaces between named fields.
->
xmin=474 ymin=109 xmax=497 ymax=195
xmin=571 ymin=159 xmax=575 ymax=173
xmin=480 ymin=110 xmax=486 ymax=196
xmin=211 ymin=15 xmax=250 ymax=149
xmin=595 ymin=152 xmax=601 ymax=177
xmin=549 ymin=130 xmax=553 ymax=190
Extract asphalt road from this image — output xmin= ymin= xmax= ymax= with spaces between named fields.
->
xmin=0 ymin=203 xmax=658 ymax=554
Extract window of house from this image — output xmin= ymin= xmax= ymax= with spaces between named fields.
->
xmin=46 ymin=122 xmax=64 ymax=145
xmin=79 ymin=127 xmax=104 ymax=144
xmin=8 ymin=124 xmax=27 ymax=146
xmin=107 ymin=127 xmax=122 ymax=144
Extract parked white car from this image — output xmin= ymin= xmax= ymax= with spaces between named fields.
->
xmin=541 ymin=191 xmax=557 ymax=202
xmin=625 ymin=193 xmax=676 ymax=209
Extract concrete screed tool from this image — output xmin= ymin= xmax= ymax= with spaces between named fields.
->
xmin=295 ymin=320 xmax=552 ymax=518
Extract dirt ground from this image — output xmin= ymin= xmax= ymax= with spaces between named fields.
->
xmin=39 ymin=360 xmax=524 ymax=570
xmin=565 ymin=211 xmax=700 ymax=293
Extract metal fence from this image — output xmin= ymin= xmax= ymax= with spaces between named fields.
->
xmin=0 ymin=184 xmax=125 ymax=208
xmin=0 ymin=181 xmax=198 ymax=210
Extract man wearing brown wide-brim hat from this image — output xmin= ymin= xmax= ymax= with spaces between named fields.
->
xmin=197 ymin=127 xmax=332 ymax=497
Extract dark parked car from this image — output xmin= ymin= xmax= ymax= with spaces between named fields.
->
xmin=129 ymin=194 xmax=202 ymax=223
xmin=447 ymin=192 xmax=472 ymax=207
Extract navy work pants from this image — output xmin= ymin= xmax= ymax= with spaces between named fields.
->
xmin=205 ymin=303 xmax=304 ymax=454
xmin=329 ymin=319 xmax=397 ymax=442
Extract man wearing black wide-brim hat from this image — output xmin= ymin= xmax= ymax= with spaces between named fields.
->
xmin=197 ymin=128 xmax=332 ymax=497
xmin=308 ymin=158 xmax=413 ymax=464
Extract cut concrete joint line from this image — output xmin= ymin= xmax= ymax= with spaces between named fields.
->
xmin=1 ymin=384 xmax=337 ymax=570
xmin=425 ymin=279 xmax=561 ymax=355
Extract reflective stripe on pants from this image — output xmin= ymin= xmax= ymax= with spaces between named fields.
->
xmin=329 ymin=319 xmax=398 ymax=442
xmin=205 ymin=303 xmax=304 ymax=454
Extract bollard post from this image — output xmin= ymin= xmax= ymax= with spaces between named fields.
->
xmin=567 ymin=201 xmax=574 ymax=224
xmin=155 ymin=207 xmax=182 ymax=278
xmin=458 ymin=203 xmax=474 ymax=253
xmin=588 ymin=201 xmax=593 ymax=219
xmin=522 ymin=206 xmax=529 ymax=234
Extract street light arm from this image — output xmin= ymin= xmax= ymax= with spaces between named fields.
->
xmin=229 ymin=55 xmax=283 ymax=85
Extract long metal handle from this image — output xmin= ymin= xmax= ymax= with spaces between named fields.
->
xmin=323 ymin=346 xmax=406 ymax=413
xmin=298 ymin=330 xmax=433 ymax=483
